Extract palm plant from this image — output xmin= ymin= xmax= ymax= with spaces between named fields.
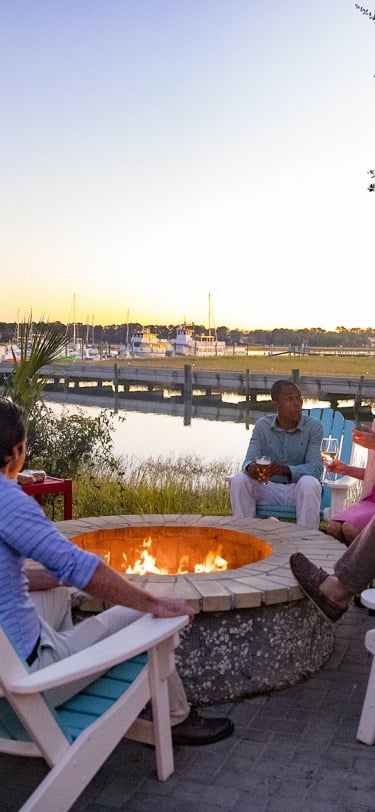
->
xmin=2 ymin=316 xmax=68 ymax=421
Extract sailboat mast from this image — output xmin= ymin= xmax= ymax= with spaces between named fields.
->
xmin=126 ymin=309 xmax=130 ymax=346
xmin=73 ymin=294 xmax=77 ymax=344
xmin=208 ymin=291 xmax=211 ymax=338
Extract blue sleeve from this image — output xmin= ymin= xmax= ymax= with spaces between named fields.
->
xmin=0 ymin=482 xmax=99 ymax=589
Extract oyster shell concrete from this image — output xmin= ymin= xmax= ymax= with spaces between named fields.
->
xmin=56 ymin=514 xmax=342 ymax=705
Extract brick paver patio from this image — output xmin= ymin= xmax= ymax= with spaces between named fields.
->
xmin=2 ymin=599 xmax=375 ymax=811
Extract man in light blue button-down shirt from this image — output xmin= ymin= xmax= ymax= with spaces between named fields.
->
xmin=230 ymin=379 xmax=324 ymax=528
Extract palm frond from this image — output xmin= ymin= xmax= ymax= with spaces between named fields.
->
xmin=3 ymin=316 xmax=68 ymax=420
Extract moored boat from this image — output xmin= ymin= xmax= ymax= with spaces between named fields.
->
xmin=121 ymin=329 xmax=173 ymax=358
xmin=172 ymin=326 xmax=227 ymax=356
xmin=83 ymin=344 xmax=101 ymax=361
xmin=0 ymin=343 xmax=22 ymax=362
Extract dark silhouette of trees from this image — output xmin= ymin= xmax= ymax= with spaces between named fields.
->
xmin=2 ymin=321 xmax=375 ymax=349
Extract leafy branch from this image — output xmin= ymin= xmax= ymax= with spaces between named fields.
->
xmin=355 ymin=5 xmax=375 ymax=189
xmin=355 ymin=5 xmax=375 ymax=21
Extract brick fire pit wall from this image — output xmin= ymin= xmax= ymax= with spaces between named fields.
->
xmin=56 ymin=514 xmax=341 ymax=706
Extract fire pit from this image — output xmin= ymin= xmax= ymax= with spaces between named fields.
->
xmin=56 ymin=514 xmax=342 ymax=705
xmin=71 ymin=524 xmax=273 ymax=575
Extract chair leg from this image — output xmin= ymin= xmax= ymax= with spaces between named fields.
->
xmin=357 ymin=643 xmax=375 ymax=744
xmin=148 ymin=641 xmax=175 ymax=781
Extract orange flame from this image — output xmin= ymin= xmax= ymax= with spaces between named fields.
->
xmin=123 ymin=537 xmax=228 ymax=575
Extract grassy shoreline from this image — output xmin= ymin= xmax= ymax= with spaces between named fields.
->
xmin=64 ymin=352 xmax=375 ymax=377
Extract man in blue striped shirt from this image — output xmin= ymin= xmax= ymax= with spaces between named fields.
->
xmin=0 ymin=398 xmax=233 ymax=746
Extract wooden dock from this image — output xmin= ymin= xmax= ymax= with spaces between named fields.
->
xmin=1 ymin=362 xmax=374 ymax=419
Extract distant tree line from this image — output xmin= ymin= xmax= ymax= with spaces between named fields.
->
xmin=1 ymin=321 xmax=375 ymax=350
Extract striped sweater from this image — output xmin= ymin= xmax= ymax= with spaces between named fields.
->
xmin=0 ymin=473 xmax=98 ymax=661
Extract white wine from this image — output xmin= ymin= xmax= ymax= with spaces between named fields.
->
xmin=321 ymin=450 xmax=337 ymax=463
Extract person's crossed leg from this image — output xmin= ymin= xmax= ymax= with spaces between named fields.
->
xmin=289 ymin=514 xmax=375 ymax=622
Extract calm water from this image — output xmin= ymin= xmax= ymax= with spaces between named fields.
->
xmin=44 ymin=392 xmax=364 ymax=469
xmin=45 ymin=395 xmax=254 ymax=468
xmin=112 ymin=410 xmax=249 ymax=467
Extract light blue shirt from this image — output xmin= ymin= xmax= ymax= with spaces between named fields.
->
xmin=0 ymin=473 xmax=99 ymax=662
xmin=241 ymin=413 xmax=324 ymax=483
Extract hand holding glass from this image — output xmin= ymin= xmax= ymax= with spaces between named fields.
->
xmin=256 ymin=456 xmax=271 ymax=481
xmin=320 ymin=437 xmax=339 ymax=479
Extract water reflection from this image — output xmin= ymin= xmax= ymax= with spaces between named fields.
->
xmin=43 ymin=390 xmax=336 ymax=467
xmin=44 ymin=392 xmax=251 ymax=466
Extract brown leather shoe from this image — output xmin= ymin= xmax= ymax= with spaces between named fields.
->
xmin=171 ymin=708 xmax=234 ymax=746
xmin=290 ymin=552 xmax=347 ymax=623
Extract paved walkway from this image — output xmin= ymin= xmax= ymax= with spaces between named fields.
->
xmin=2 ymin=602 xmax=375 ymax=812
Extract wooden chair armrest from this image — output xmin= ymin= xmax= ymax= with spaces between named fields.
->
xmin=9 ymin=614 xmax=189 ymax=694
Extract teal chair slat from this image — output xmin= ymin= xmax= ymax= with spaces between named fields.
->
xmin=60 ymin=694 xmax=113 ymax=716
xmin=74 ymin=676 xmax=131 ymax=700
xmin=331 ymin=410 xmax=345 ymax=439
xmin=0 ymin=654 xmax=147 ymax=742
xmin=255 ymin=506 xmax=298 ymax=520
xmin=340 ymin=418 xmax=355 ymax=462
xmin=56 ymin=711 xmax=99 ymax=737
xmin=306 ymin=408 xmax=321 ymax=419
xmin=0 ymin=654 xmax=148 ymax=746
xmin=255 ymin=408 xmax=354 ymax=522
xmin=310 ymin=408 xmax=334 ymax=435
xmin=55 ymin=653 xmax=147 ymax=742
xmin=0 ymin=697 xmax=32 ymax=741
xmin=104 ymin=655 xmax=147 ymax=679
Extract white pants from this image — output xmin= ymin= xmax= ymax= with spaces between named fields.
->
xmin=229 ymin=472 xmax=321 ymax=529
xmin=30 ymin=588 xmax=189 ymax=723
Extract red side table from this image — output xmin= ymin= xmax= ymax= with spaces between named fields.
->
xmin=21 ymin=477 xmax=73 ymax=520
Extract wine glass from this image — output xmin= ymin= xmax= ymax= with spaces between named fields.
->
xmin=320 ymin=437 xmax=339 ymax=480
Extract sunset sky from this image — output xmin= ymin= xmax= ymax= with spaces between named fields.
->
xmin=1 ymin=1 xmax=374 ymax=331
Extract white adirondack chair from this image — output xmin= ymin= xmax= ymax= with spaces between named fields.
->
xmin=357 ymin=589 xmax=375 ymax=745
xmin=0 ymin=613 xmax=189 ymax=812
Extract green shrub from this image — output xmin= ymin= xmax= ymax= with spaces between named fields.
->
xmin=26 ymin=405 xmax=124 ymax=479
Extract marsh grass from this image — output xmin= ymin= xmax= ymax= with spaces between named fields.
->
xmin=72 ymin=453 xmax=234 ymax=519
xmin=110 ymin=352 xmax=375 ymax=377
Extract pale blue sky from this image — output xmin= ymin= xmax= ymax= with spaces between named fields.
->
xmin=1 ymin=1 xmax=374 ymax=330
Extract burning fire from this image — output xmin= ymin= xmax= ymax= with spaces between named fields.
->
xmin=122 ymin=536 xmax=228 ymax=576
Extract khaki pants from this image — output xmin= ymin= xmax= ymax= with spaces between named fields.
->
xmin=230 ymin=472 xmax=322 ymax=529
xmin=334 ymin=513 xmax=375 ymax=594
xmin=30 ymin=588 xmax=189 ymax=724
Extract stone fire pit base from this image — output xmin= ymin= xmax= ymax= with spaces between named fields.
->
xmin=57 ymin=514 xmax=341 ymax=705
xmin=175 ymin=601 xmax=333 ymax=705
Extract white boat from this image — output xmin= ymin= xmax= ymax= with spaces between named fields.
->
xmin=64 ymin=340 xmax=83 ymax=360
xmin=58 ymin=342 xmax=99 ymax=362
xmin=124 ymin=329 xmax=173 ymax=358
xmin=83 ymin=344 xmax=100 ymax=361
xmin=172 ymin=326 xmax=227 ymax=357
xmin=1 ymin=343 xmax=22 ymax=363
xmin=1 ymin=314 xmax=25 ymax=362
